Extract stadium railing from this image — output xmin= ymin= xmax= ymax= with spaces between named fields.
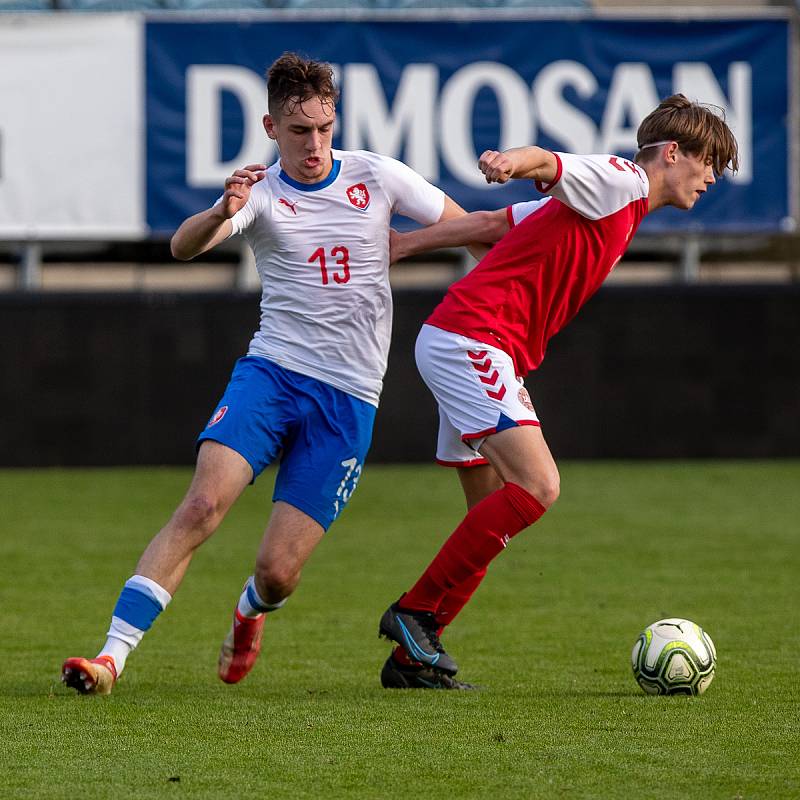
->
xmin=2 ymin=233 xmax=799 ymax=293
xmin=57 ymin=0 xmax=164 ymax=9
xmin=0 ymin=0 xmax=52 ymax=9
xmin=1 ymin=0 xmax=592 ymax=8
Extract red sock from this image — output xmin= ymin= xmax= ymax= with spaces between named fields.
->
xmin=401 ymin=483 xmax=546 ymax=613
xmin=434 ymin=568 xmax=487 ymax=629
xmin=391 ymin=646 xmax=422 ymax=667
xmin=396 ymin=570 xmax=488 ymax=662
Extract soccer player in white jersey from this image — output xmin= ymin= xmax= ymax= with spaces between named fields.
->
xmin=377 ymin=95 xmax=739 ymax=686
xmin=61 ymin=52 xmax=472 ymax=695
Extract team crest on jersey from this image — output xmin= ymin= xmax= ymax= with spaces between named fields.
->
xmin=518 ymin=387 xmax=534 ymax=412
xmin=207 ymin=406 xmax=228 ymax=428
xmin=346 ymin=183 xmax=370 ymax=210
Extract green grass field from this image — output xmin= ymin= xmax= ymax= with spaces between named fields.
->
xmin=0 ymin=462 xmax=798 ymax=799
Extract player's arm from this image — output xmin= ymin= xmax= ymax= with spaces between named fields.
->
xmin=436 ymin=195 xmax=497 ymax=261
xmin=383 ymin=158 xmax=501 ymax=263
xmin=479 ymin=146 xmax=558 ymax=185
xmin=171 ymin=164 xmax=266 ymax=261
xmin=390 ymin=208 xmax=510 ymax=264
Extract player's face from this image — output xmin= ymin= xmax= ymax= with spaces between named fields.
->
xmin=669 ymin=148 xmax=716 ymax=210
xmin=264 ymin=96 xmax=336 ymax=184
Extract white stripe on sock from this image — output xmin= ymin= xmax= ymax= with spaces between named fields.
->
xmin=237 ymin=576 xmax=287 ymax=618
xmin=126 ymin=574 xmax=172 ymax=609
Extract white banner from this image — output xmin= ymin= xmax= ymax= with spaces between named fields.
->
xmin=0 ymin=15 xmax=144 ymax=239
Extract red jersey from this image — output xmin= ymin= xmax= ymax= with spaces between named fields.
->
xmin=427 ymin=152 xmax=649 ymax=374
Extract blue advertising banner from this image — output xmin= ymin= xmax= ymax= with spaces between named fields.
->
xmin=146 ymin=17 xmax=792 ymax=236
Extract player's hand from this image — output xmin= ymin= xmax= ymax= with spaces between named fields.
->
xmin=478 ymin=150 xmax=514 ymax=184
xmin=389 ymin=228 xmax=408 ymax=264
xmin=220 ymin=164 xmax=267 ymax=218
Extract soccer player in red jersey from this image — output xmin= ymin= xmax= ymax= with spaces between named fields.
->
xmin=378 ymin=95 xmax=739 ymax=686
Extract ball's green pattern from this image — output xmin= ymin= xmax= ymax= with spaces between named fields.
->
xmin=632 ymin=619 xmax=716 ymax=696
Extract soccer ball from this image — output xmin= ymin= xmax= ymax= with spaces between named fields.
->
xmin=631 ymin=618 xmax=716 ymax=696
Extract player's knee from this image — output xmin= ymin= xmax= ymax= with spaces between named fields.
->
xmin=537 ymin=473 xmax=560 ymax=508
xmin=175 ymin=492 xmax=223 ymax=535
xmin=254 ymin=562 xmax=299 ymax=602
xmin=537 ymin=478 xmax=560 ymax=509
xmin=518 ymin=472 xmax=560 ymax=509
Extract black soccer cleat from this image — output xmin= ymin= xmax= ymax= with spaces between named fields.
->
xmin=378 ymin=600 xmax=458 ymax=676
xmin=380 ymin=654 xmax=477 ymax=690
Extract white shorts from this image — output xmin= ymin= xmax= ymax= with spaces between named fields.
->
xmin=415 ymin=324 xmax=540 ymax=467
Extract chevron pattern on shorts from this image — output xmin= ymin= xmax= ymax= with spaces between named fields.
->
xmin=467 ymin=350 xmax=506 ymax=401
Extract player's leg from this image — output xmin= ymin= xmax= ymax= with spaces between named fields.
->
xmin=458 ymin=462 xmax=504 ymax=510
xmin=218 ymin=371 xmax=376 ymax=684
xmin=383 ymin=461 xmax=500 ymax=684
xmin=435 ymin=429 xmax=556 ymax=628
xmin=381 ymin=426 xmax=557 ymax=675
xmin=218 ymin=502 xmax=324 ymax=684
xmin=400 ymin=425 xmax=559 ymax=615
xmin=136 ymin=441 xmax=253 ymax=592
xmin=62 ymin=356 xmax=282 ymax=696
xmin=62 ymin=441 xmax=252 ymax=695
xmin=379 ymin=326 xmax=555 ymax=674
xmin=479 ymin=424 xmax=560 ymax=503
xmin=433 ymin=463 xmax=502 ymax=626
xmin=253 ymin=502 xmax=326 ymax=601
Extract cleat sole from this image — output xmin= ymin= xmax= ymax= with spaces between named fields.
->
xmin=61 ymin=656 xmax=116 ymax=696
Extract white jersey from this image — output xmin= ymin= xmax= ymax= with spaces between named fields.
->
xmin=227 ymin=149 xmax=445 ymax=406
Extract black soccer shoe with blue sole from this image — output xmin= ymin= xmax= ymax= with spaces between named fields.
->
xmin=380 ymin=655 xmax=477 ymax=690
xmin=378 ymin=600 xmax=458 ymax=676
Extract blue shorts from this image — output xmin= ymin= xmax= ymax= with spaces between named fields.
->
xmin=197 ymin=356 xmax=376 ymax=531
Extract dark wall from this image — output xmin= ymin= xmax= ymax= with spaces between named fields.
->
xmin=1 ymin=285 xmax=798 ymax=466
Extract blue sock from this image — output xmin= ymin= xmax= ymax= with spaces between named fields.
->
xmin=99 ymin=575 xmax=172 ymax=675
xmin=236 ymin=576 xmax=286 ymax=618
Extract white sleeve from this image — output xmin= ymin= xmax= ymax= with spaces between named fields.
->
xmin=538 ymin=152 xmax=649 ymax=220
xmin=509 ymin=198 xmax=552 ymax=226
xmin=374 ymin=155 xmax=445 ymax=225
xmin=222 ymin=184 xmax=269 ymax=237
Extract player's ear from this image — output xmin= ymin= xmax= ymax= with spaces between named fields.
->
xmin=263 ymin=114 xmax=277 ymax=140
xmin=665 ymin=141 xmax=680 ymax=164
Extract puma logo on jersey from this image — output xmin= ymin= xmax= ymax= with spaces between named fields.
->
xmin=278 ymin=198 xmax=297 ymax=215
xmin=346 ymin=183 xmax=370 ymax=210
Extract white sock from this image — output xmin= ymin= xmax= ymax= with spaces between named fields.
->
xmin=98 ymin=635 xmax=133 ymax=674
xmin=236 ymin=576 xmax=287 ymax=618
xmin=97 ymin=575 xmax=172 ymax=677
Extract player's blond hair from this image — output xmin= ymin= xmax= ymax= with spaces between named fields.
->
xmin=636 ymin=94 xmax=739 ymax=176
xmin=267 ymin=52 xmax=339 ymax=118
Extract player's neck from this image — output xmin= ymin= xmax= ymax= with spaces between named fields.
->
xmin=639 ymin=162 xmax=667 ymax=213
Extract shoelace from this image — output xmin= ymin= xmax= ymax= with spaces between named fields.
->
xmin=416 ymin=611 xmax=446 ymax=654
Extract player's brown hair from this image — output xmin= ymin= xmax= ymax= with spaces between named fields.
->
xmin=266 ymin=52 xmax=339 ymax=117
xmin=636 ymin=94 xmax=739 ymax=176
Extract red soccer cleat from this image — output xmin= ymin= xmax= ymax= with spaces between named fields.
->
xmin=61 ymin=655 xmax=117 ymax=696
xmin=218 ymin=609 xmax=265 ymax=684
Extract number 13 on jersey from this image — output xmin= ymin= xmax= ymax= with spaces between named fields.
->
xmin=308 ymin=246 xmax=351 ymax=285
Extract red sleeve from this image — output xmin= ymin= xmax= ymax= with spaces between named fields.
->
xmin=534 ymin=152 xmax=563 ymax=194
